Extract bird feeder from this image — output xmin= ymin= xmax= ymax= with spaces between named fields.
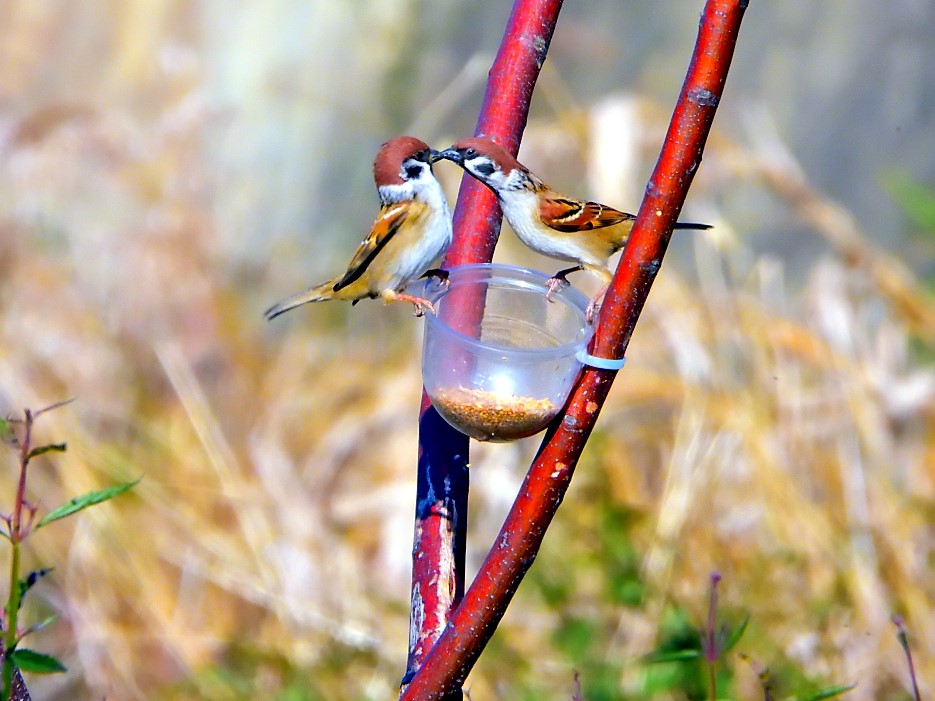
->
xmin=420 ymin=264 xmax=597 ymax=442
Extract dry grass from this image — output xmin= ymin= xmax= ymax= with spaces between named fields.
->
xmin=0 ymin=4 xmax=933 ymax=700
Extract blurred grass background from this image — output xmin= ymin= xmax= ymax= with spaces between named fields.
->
xmin=0 ymin=1 xmax=934 ymax=699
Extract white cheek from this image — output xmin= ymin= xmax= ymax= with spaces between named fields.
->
xmin=486 ymin=170 xmax=513 ymax=190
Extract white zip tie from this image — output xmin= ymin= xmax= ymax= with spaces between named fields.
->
xmin=576 ymin=350 xmax=626 ymax=370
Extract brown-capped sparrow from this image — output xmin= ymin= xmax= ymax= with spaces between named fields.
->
xmin=265 ymin=136 xmax=452 ymax=320
xmin=437 ymin=136 xmax=710 ymax=319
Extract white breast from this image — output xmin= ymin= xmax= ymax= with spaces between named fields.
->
xmin=499 ymin=189 xmax=584 ymax=264
xmin=387 ymin=183 xmax=452 ymax=291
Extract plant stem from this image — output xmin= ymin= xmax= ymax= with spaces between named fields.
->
xmin=705 ymin=572 xmax=722 ymax=701
xmin=11 ymin=411 xmax=31 ymax=543
xmin=3 ymin=542 xmax=20 ymax=700
xmin=708 ymin=658 xmax=717 ymax=701
xmin=892 ymin=616 xmax=921 ymax=701
xmin=3 ymin=410 xmax=31 ymax=701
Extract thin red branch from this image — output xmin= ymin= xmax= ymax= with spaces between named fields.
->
xmin=402 ymin=1 xmax=747 ymax=696
xmin=444 ymin=0 xmax=565 ymax=266
xmin=405 ymin=0 xmax=565 ymax=691
xmin=11 ymin=411 xmax=33 ymax=544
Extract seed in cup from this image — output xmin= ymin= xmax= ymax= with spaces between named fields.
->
xmin=431 ymin=386 xmax=557 ymax=442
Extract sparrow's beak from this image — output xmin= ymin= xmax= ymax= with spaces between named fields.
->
xmin=428 ymin=149 xmax=443 ymax=164
xmin=435 ymin=147 xmax=463 ymax=165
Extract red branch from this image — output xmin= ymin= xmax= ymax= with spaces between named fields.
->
xmin=405 ymin=0 xmax=565 ymax=692
xmin=402 ymin=1 xmax=748 ymax=697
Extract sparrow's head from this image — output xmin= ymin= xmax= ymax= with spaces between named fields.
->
xmin=436 ymin=137 xmax=534 ymax=193
xmin=373 ymin=135 xmax=443 ymax=204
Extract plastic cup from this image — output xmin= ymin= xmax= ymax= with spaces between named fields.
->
xmin=420 ymin=264 xmax=594 ymax=442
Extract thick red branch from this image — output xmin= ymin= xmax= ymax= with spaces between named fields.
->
xmin=445 ymin=1 xmax=566 ymax=266
xmin=402 ymin=1 xmax=747 ymax=697
xmin=405 ymin=0 xmax=565 ymax=692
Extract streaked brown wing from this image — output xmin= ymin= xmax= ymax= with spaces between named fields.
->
xmin=538 ymin=195 xmax=635 ymax=233
xmin=334 ymin=201 xmax=425 ymax=292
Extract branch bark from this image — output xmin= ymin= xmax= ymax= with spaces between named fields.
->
xmin=405 ymin=0 xmax=565 ymax=694
xmin=402 ymin=1 xmax=748 ymax=697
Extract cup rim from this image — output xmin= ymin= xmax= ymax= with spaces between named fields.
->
xmin=419 ymin=263 xmax=594 ymax=362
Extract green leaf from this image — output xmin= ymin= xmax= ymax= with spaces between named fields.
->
xmin=644 ymin=649 xmax=702 ymax=664
xmin=26 ymin=443 xmax=66 ymax=460
xmin=36 ymin=479 xmax=139 ymax=529
xmin=9 ymin=648 xmax=67 ymax=674
xmin=0 ymin=417 xmax=12 ymax=442
xmin=799 ymin=683 xmax=856 ymax=701
xmin=721 ymin=612 xmax=750 ymax=652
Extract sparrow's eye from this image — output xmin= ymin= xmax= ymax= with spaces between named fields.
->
xmin=463 ymin=148 xmax=477 ymax=158
xmin=405 ymin=164 xmax=424 ymax=180
xmin=473 ymin=161 xmax=495 ymax=176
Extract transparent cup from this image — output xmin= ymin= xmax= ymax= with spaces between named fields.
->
xmin=420 ymin=264 xmax=594 ymax=442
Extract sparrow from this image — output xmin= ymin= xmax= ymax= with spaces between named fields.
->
xmin=437 ymin=136 xmax=711 ymax=319
xmin=265 ymin=136 xmax=452 ymax=320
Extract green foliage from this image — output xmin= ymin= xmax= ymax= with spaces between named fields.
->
xmin=799 ymin=683 xmax=857 ymax=700
xmin=36 ymin=479 xmax=139 ymax=529
xmin=8 ymin=649 xmax=66 ymax=675
xmin=722 ymin=613 xmax=750 ymax=654
xmin=155 ymin=639 xmax=390 ymax=701
xmin=882 ymin=171 xmax=935 ymax=234
xmin=599 ymin=506 xmax=646 ymax=608
xmin=0 ymin=403 xmax=137 ymax=700
xmin=642 ymin=607 xmax=708 ymax=699
xmin=645 ymin=648 xmax=702 ymax=663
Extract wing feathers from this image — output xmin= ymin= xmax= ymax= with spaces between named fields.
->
xmin=538 ymin=195 xmax=634 ymax=233
xmin=333 ymin=202 xmax=422 ymax=292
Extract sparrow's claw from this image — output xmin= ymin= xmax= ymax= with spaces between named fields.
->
xmin=412 ymin=299 xmax=437 ymax=317
xmin=545 ymin=275 xmax=570 ymax=303
xmin=585 ymin=298 xmax=600 ymax=324
xmin=421 ymin=268 xmax=450 ymax=289
xmin=585 ymin=288 xmax=607 ymax=324
xmin=545 ymin=265 xmax=582 ymax=303
xmin=382 ymin=290 xmax=437 ymax=316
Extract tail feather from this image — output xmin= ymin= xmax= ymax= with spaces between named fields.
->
xmin=264 ymin=280 xmax=338 ymax=320
xmin=673 ymin=221 xmax=712 ymax=230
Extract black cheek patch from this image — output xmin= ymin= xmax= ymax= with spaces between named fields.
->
xmin=474 ymin=161 xmax=495 ymax=176
xmin=405 ymin=164 xmax=423 ymax=179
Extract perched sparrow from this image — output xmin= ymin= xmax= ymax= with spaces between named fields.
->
xmin=265 ymin=136 xmax=452 ymax=320
xmin=437 ymin=137 xmax=711 ymax=318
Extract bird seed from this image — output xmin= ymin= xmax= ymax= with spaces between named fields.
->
xmin=431 ymin=387 xmax=557 ymax=442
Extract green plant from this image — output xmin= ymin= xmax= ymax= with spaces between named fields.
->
xmin=0 ymin=400 xmax=137 ymax=700
xmin=645 ymin=574 xmax=855 ymax=701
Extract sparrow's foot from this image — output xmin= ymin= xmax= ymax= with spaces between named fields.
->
xmin=384 ymin=291 xmax=437 ymax=317
xmin=545 ymin=265 xmax=583 ymax=302
xmin=585 ymin=298 xmax=600 ymax=324
xmin=585 ymin=288 xmax=607 ymax=324
xmin=545 ymin=276 xmax=570 ymax=303
xmin=410 ymin=299 xmax=436 ymax=317
xmin=421 ymin=268 xmax=450 ymax=289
